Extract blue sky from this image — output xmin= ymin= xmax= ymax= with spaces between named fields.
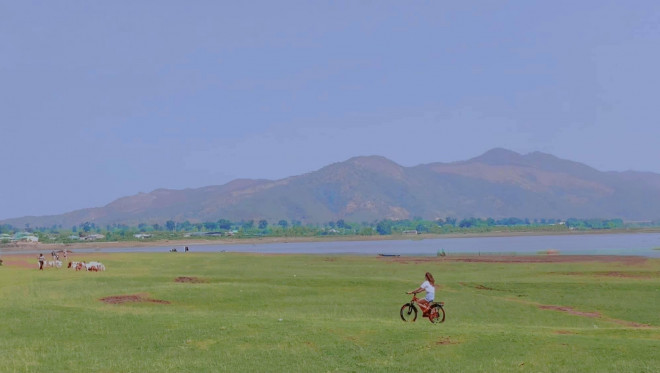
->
xmin=2 ymin=1 xmax=659 ymax=220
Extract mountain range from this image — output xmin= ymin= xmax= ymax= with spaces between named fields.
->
xmin=4 ymin=148 xmax=660 ymax=228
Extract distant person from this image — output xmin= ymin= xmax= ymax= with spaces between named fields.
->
xmin=407 ymin=272 xmax=436 ymax=316
xmin=185 ymin=246 xmax=189 ymax=252
xmin=38 ymin=253 xmax=45 ymax=270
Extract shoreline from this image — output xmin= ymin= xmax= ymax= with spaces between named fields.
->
xmin=0 ymin=252 xmax=651 ymax=269
xmin=2 ymin=228 xmax=659 ymax=254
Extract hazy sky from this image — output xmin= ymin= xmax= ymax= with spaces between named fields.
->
xmin=2 ymin=1 xmax=659 ymax=220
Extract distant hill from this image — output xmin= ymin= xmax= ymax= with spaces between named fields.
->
xmin=4 ymin=148 xmax=660 ymax=227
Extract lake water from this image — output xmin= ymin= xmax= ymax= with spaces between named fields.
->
xmin=66 ymin=232 xmax=660 ymax=257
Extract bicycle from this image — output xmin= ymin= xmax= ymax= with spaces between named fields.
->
xmin=400 ymin=292 xmax=445 ymax=323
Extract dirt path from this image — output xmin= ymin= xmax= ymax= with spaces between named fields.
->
xmin=458 ymin=282 xmax=654 ymax=329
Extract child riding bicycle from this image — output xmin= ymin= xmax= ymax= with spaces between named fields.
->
xmin=406 ymin=272 xmax=435 ymax=316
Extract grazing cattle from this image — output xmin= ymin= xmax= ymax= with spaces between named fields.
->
xmin=68 ymin=261 xmax=106 ymax=271
xmin=86 ymin=261 xmax=106 ymax=271
xmin=46 ymin=260 xmax=62 ymax=268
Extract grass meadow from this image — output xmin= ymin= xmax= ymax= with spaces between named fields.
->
xmin=0 ymin=252 xmax=659 ymax=372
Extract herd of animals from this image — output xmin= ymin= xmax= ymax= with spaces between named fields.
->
xmin=40 ymin=257 xmax=105 ymax=271
xmin=67 ymin=261 xmax=106 ymax=271
xmin=39 ymin=250 xmax=105 ymax=271
xmin=41 ymin=260 xmax=105 ymax=271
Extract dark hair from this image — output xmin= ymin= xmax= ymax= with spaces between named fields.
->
xmin=425 ymin=272 xmax=435 ymax=285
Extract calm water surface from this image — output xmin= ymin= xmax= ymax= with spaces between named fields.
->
xmin=68 ymin=232 xmax=660 ymax=257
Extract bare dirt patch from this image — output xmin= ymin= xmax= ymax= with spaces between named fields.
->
xmin=459 ymin=282 xmax=497 ymax=291
xmin=99 ymin=293 xmax=170 ymax=305
xmin=475 ymin=284 xmax=495 ymax=290
xmin=554 ymin=330 xmax=576 ymax=335
xmin=536 ymin=305 xmax=650 ymax=327
xmin=1 ymin=256 xmax=38 ymax=269
xmin=538 ymin=305 xmax=601 ymax=318
xmin=174 ymin=276 xmax=207 ymax=283
xmin=436 ymin=337 xmax=459 ymax=345
xmin=501 ymin=297 xmax=653 ymax=329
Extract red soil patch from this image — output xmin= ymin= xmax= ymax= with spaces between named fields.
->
xmin=502 ymin=297 xmax=652 ymax=329
xmin=539 ymin=305 xmax=601 ymax=318
xmin=0 ymin=254 xmax=42 ymax=269
xmin=174 ymin=276 xmax=207 ymax=283
xmin=475 ymin=284 xmax=495 ymax=290
xmin=459 ymin=282 xmax=497 ymax=291
xmin=554 ymin=330 xmax=576 ymax=335
xmin=99 ymin=293 xmax=170 ymax=305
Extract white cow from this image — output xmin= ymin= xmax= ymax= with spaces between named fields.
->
xmin=86 ymin=261 xmax=106 ymax=271
xmin=46 ymin=260 xmax=62 ymax=269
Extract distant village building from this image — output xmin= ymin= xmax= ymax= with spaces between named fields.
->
xmin=402 ymin=230 xmax=418 ymax=235
xmin=134 ymin=233 xmax=152 ymax=239
xmin=82 ymin=234 xmax=105 ymax=241
xmin=13 ymin=232 xmax=39 ymax=242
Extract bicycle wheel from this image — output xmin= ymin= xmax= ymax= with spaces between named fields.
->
xmin=400 ymin=303 xmax=418 ymax=322
xmin=428 ymin=304 xmax=445 ymax=324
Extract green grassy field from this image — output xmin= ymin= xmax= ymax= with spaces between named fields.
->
xmin=1 ymin=253 xmax=659 ymax=372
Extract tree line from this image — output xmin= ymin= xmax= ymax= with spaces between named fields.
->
xmin=1 ymin=216 xmax=654 ymax=244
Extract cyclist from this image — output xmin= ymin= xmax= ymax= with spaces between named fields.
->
xmin=407 ymin=272 xmax=435 ymax=316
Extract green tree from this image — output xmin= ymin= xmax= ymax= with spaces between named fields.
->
xmin=242 ymin=220 xmax=255 ymax=230
xmin=217 ymin=219 xmax=232 ymax=230
xmin=258 ymin=220 xmax=268 ymax=229
xmin=376 ymin=220 xmax=392 ymax=235
xmin=278 ymin=220 xmax=289 ymax=229
xmin=179 ymin=221 xmax=193 ymax=231
xmin=459 ymin=218 xmax=475 ymax=228
xmin=204 ymin=221 xmax=218 ymax=231
xmin=165 ymin=220 xmax=176 ymax=231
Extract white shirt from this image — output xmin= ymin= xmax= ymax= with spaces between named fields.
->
xmin=421 ymin=280 xmax=435 ymax=300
